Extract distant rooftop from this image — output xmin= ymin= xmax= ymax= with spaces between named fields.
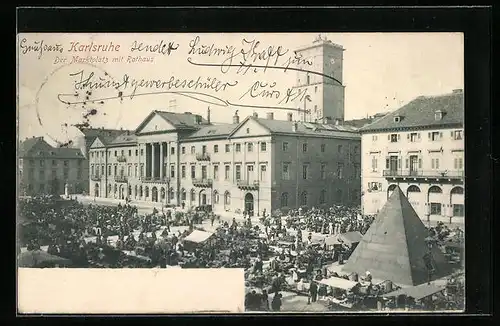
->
xmin=360 ymin=90 xmax=464 ymax=133
xmin=19 ymin=136 xmax=85 ymax=159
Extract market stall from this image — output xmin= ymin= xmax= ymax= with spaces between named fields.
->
xmin=382 ymin=283 xmax=446 ymax=310
xmin=316 ymin=277 xmax=361 ymax=308
xmin=182 ymin=230 xmax=216 ymax=250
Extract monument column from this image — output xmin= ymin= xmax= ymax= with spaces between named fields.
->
xmin=159 ymin=142 xmax=164 ymax=180
xmin=151 ymin=143 xmax=156 ymax=179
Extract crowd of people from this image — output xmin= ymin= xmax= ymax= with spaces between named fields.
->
xmin=18 ymin=195 xmax=464 ymax=312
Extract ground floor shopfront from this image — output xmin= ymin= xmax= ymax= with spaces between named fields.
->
xmin=362 ymin=181 xmax=464 ymax=223
xmin=89 ymin=179 xmax=272 ymax=216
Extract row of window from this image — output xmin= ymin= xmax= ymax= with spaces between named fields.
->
xmin=28 ymin=159 xmax=80 ymax=167
xmin=370 ymin=156 xmax=464 ymax=171
xmin=373 ymin=130 xmax=463 ymax=143
xmin=282 ymin=162 xmax=358 ymax=180
xmin=23 ymin=182 xmax=83 ymax=193
xmin=24 ymin=168 xmax=79 ymax=180
xmin=90 ymin=141 xmax=359 ymax=160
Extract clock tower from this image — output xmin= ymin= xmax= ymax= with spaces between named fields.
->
xmin=293 ymin=35 xmax=345 ymax=123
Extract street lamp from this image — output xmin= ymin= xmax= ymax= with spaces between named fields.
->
xmin=425 ymin=203 xmax=431 ymax=228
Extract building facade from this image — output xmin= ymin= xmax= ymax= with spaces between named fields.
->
xmin=88 ymin=110 xmax=361 ymax=216
xmin=360 ymin=90 xmax=465 ymax=223
xmin=18 ymin=136 xmax=88 ymax=196
xmin=75 ymin=127 xmax=125 ymax=194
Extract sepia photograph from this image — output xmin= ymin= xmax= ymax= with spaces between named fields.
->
xmin=17 ymin=31 xmax=465 ymax=313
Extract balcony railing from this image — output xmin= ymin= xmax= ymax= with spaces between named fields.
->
xmin=196 ymin=153 xmax=211 ymax=161
xmin=90 ymin=175 xmax=101 ymax=181
xmin=383 ymin=170 xmax=464 ymax=180
xmin=116 ymin=156 xmax=127 ymax=163
xmin=114 ymin=175 xmax=128 ymax=183
xmin=237 ymin=180 xmax=260 ymax=190
xmin=193 ymin=178 xmax=213 ymax=187
xmin=140 ymin=176 xmax=170 ymax=184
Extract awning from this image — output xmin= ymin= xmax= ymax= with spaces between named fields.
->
xmin=317 ymin=277 xmax=360 ymax=290
xmin=183 ymin=230 xmax=215 ymax=244
xmin=383 ymin=283 xmax=446 ymax=301
xmin=338 ymin=231 xmax=363 ymax=245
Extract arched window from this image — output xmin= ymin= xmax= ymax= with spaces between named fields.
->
xmin=190 ymin=189 xmax=195 ymax=202
xmin=300 ymin=191 xmax=308 ymax=206
xmin=224 ymin=191 xmax=231 ymax=205
xmin=181 ymin=188 xmax=186 ymax=201
xmin=139 ymin=186 xmax=143 ymax=197
xmin=388 ymin=184 xmax=398 ymax=192
xmin=281 ymin=192 xmax=289 ymax=207
xmin=213 ymin=190 xmax=219 ymax=204
xmin=168 ymin=187 xmax=174 ymax=200
xmin=107 ymin=184 xmax=111 ymax=194
xmin=451 ymin=186 xmax=463 ymax=195
xmin=387 ymin=184 xmax=397 ymax=199
xmin=145 ymin=186 xmax=149 ymax=198
xmin=114 ymin=184 xmax=117 ymax=194
xmin=429 ymin=186 xmax=443 ymax=194
xmin=134 ymin=185 xmax=138 ymax=197
xmin=161 ymin=187 xmax=166 ymax=199
xmin=319 ymin=190 xmax=326 ymax=204
xmin=407 ymin=185 xmax=421 ymax=193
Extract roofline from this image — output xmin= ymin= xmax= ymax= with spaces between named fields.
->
xmin=360 ymin=122 xmax=464 ymax=134
xmin=295 ymin=41 xmax=345 ymax=53
xmin=227 ymin=116 xmax=272 ymax=137
xmin=133 ymin=111 xmax=157 ymax=134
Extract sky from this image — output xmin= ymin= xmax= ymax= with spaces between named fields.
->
xmin=17 ymin=32 xmax=464 ymax=147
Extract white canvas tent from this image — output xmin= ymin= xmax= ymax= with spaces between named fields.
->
xmin=318 ymin=277 xmax=360 ymax=290
xmin=183 ymin=230 xmax=215 ymax=244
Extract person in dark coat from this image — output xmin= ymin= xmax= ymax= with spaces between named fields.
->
xmin=271 ymin=292 xmax=282 ymax=311
xmin=261 ymin=289 xmax=269 ymax=311
xmin=309 ymin=281 xmax=318 ymax=303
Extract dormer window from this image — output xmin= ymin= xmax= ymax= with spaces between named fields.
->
xmin=393 ymin=115 xmax=402 ymax=123
xmin=435 ymin=110 xmax=444 ymax=121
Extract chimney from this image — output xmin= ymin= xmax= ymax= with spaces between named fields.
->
xmin=287 ymin=113 xmax=293 ymax=121
xmin=266 ymin=112 xmax=274 ymax=120
xmin=233 ymin=110 xmax=240 ymax=124
xmin=253 ymin=112 xmax=258 ymax=118
xmin=292 ymin=122 xmax=298 ymax=132
xmin=207 ymin=107 xmax=211 ymax=124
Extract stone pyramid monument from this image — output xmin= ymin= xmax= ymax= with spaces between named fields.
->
xmin=342 ymin=186 xmax=452 ymax=286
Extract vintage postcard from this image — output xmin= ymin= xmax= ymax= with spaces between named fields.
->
xmin=17 ymin=32 xmax=465 ymax=313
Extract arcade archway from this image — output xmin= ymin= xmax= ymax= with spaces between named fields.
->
xmin=245 ymin=193 xmax=254 ymax=216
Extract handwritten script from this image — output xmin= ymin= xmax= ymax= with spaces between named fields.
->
xmin=187 ymin=35 xmax=314 ymax=75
